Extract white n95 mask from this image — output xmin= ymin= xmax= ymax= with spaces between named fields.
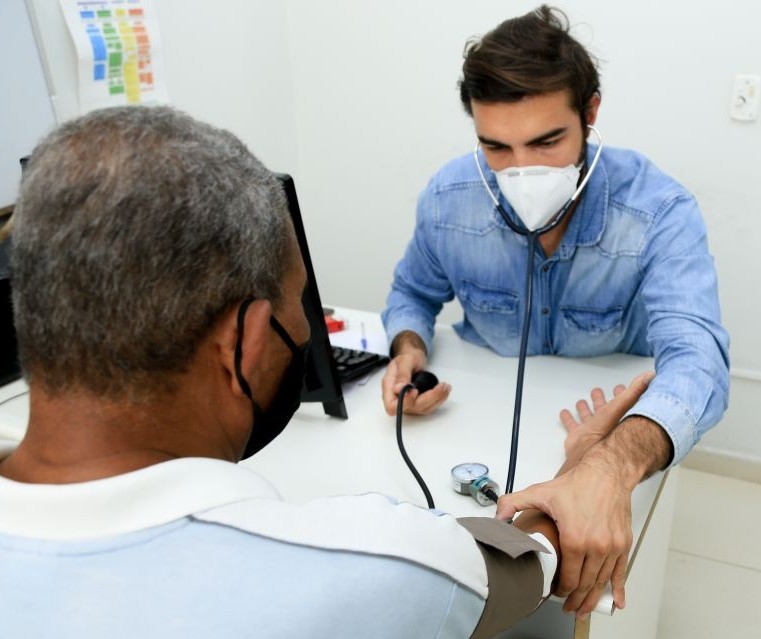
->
xmin=494 ymin=163 xmax=581 ymax=232
xmin=473 ymin=126 xmax=604 ymax=235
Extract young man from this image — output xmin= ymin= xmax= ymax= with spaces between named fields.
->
xmin=381 ymin=5 xmax=729 ymax=618
xmin=0 ymin=105 xmax=651 ymax=636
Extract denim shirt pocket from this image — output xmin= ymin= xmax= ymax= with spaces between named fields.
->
xmin=458 ymin=280 xmax=520 ymax=341
xmin=559 ymin=305 xmax=625 ymax=355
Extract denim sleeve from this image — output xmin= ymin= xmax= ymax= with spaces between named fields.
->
xmin=624 ymin=194 xmax=730 ymax=465
xmin=381 ymin=177 xmax=455 ymax=354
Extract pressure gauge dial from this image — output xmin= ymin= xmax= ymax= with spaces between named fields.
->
xmin=451 ymin=462 xmax=489 ymax=495
xmin=451 ymin=462 xmax=500 ymax=507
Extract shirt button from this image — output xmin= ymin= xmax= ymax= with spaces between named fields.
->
xmin=541 ymin=265 xmax=549 ymax=273
xmin=541 ymin=307 xmax=549 ymax=315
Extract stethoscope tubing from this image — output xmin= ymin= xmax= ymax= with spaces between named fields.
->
xmin=471 ymin=127 xmax=603 ymax=493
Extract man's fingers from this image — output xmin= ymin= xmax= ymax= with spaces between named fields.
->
xmin=560 ymin=546 xmax=606 ymax=607
xmin=559 ymin=408 xmax=579 ymax=434
xmin=388 ymin=383 xmax=452 ymax=416
xmin=633 ymin=370 xmax=656 ymax=386
xmin=554 ymin=543 xmax=584 ymax=599
xmin=590 ymin=387 xmax=606 ymax=412
xmin=575 ymin=399 xmax=593 ymax=422
xmin=624 ymin=371 xmax=655 ymax=399
xmin=495 ymin=484 xmax=549 ymax=521
xmin=380 ymin=362 xmax=400 ymax=411
xmin=572 ymin=553 xmax=619 ymax=617
xmin=381 ymin=376 xmax=398 ymax=415
xmin=596 ymin=371 xmax=655 ymax=422
xmin=610 ymin=554 xmax=628 ymax=610
xmin=561 ymin=552 xmax=603 ymax=613
xmin=381 ymin=351 xmax=451 ymax=416
xmin=381 ymin=373 xmax=403 ymax=415
xmin=410 ymin=383 xmax=451 ymax=414
xmin=563 ymin=372 xmax=654 ymax=426
xmin=381 ymin=358 xmax=417 ymax=415
xmin=400 ymin=387 xmax=419 ymax=410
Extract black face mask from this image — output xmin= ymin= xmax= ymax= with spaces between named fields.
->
xmin=234 ymin=299 xmax=310 ymax=459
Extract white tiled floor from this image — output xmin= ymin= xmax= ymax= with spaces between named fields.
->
xmin=657 ymin=468 xmax=761 ymax=638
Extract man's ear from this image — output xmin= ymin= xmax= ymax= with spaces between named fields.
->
xmin=585 ymin=94 xmax=601 ymax=127
xmin=216 ymin=299 xmax=272 ymax=398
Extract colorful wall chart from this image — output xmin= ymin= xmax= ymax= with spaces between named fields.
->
xmin=59 ymin=0 xmax=168 ymax=113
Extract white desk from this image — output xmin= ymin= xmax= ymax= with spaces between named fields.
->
xmin=248 ymin=308 xmax=676 ymax=639
xmin=0 ymin=308 xmax=676 ymax=639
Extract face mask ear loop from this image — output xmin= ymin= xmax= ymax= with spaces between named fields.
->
xmin=269 ymin=315 xmax=300 ymax=353
xmin=235 ymin=297 xmax=256 ymax=400
xmin=570 ymin=125 xmax=603 ymax=202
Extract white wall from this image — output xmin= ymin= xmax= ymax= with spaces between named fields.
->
xmin=154 ymin=1 xmax=298 ymax=174
xmin=0 ymin=0 xmax=56 ymax=208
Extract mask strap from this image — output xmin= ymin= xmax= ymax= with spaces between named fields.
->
xmin=236 ymin=301 xmax=303 ymax=395
xmin=235 ymin=297 xmax=256 ymax=400
xmin=269 ymin=315 xmax=300 ymax=354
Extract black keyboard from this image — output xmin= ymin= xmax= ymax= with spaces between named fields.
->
xmin=331 ymin=346 xmax=390 ymax=383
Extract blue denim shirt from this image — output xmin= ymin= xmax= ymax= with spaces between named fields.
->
xmin=382 ymin=145 xmax=730 ymax=465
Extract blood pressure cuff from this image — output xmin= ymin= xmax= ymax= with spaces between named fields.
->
xmin=457 ymin=517 xmax=548 ymax=639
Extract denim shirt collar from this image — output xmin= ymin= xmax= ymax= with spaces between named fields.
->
xmin=556 ymin=144 xmax=608 ymax=258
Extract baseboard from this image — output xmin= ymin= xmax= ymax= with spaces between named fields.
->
xmin=681 ymin=447 xmax=761 ymax=484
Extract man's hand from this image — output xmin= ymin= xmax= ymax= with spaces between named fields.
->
xmin=381 ymin=331 xmax=451 ymax=416
xmin=499 ymin=457 xmax=633 ymax=618
xmin=496 ymin=372 xmax=658 ymax=619
xmin=559 ymin=372 xmax=653 ymax=473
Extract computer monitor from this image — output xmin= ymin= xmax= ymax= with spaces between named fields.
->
xmin=275 ymin=174 xmax=348 ymax=419
xmin=0 ymin=233 xmax=21 ymax=387
xmin=0 ymin=161 xmax=23 ymax=386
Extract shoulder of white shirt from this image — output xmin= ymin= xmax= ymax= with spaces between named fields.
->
xmin=0 ymin=445 xmax=555 ymax=597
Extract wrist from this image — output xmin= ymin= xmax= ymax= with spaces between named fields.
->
xmin=390 ymin=330 xmax=427 ymax=359
xmin=513 ymin=509 xmax=560 ymax=557
xmin=582 ymin=416 xmax=671 ymax=491
xmin=557 ymin=432 xmax=600 ymax=476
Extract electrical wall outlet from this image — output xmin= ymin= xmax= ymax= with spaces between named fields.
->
xmin=730 ymin=74 xmax=760 ymax=122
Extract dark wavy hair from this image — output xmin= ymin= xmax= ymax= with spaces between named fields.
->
xmin=459 ymin=5 xmax=600 ymax=118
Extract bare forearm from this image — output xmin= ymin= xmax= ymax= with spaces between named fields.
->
xmin=513 ymin=508 xmax=560 ymax=557
xmin=582 ymin=416 xmax=672 ymax=491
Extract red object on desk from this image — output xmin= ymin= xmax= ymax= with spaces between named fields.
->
xmin=324 ymin=315 xmax=345 ymax=333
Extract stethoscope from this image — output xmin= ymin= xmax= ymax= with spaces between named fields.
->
xmin=395 ymin=127 xmax=603 ymax=509
xmin=474 ymin=125 xmax=604 ymax=495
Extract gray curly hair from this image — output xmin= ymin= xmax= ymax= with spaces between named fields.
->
xmin=11 ymin=105 xmax=290 ymax=399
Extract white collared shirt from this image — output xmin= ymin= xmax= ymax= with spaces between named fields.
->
xmin=0 ymin=445 xmax=552 ymax=638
